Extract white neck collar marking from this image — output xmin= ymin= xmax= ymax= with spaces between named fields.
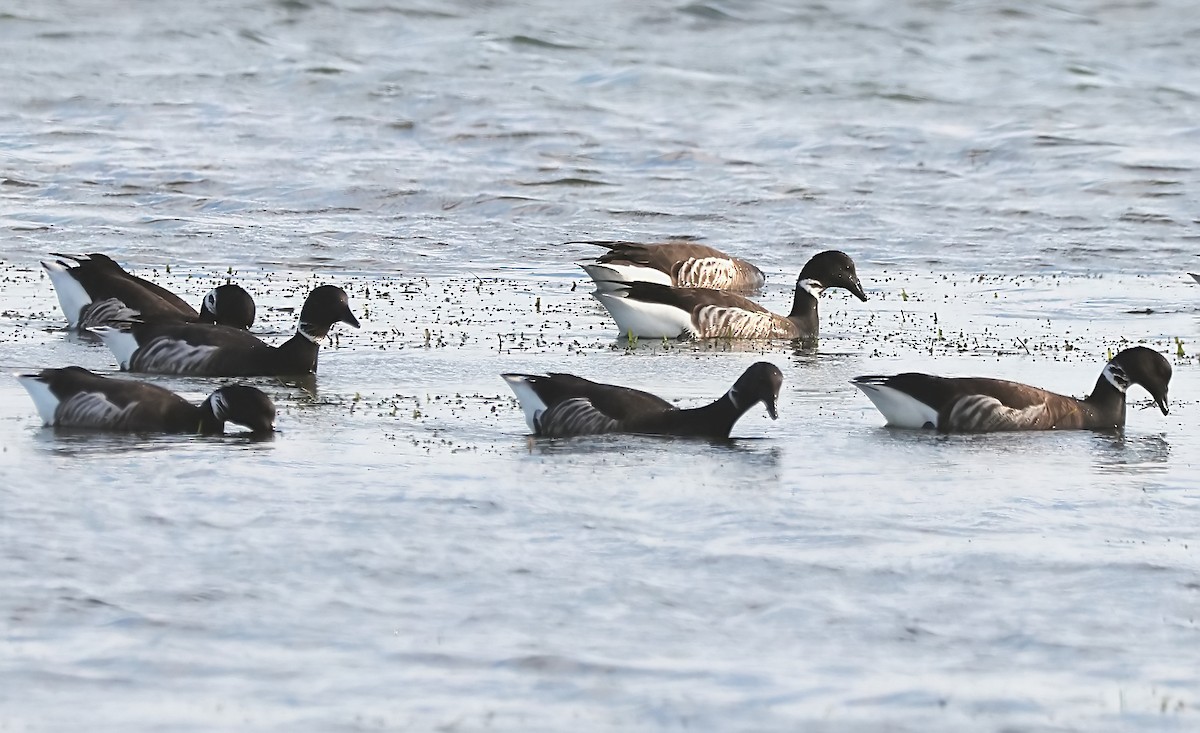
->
xmin=297 ymin=326 xmax=323 ymax=345
xmin=799 ymin=279 xmax=825 ymax=299
xmin=1102 ymin=363 xmax=1129 ymax=393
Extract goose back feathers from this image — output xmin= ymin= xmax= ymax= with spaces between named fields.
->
xmin=16 ymin=366 xmax=275 ymax=434
xmin=576 ymin=240 xmax=766 ymax=292
xmin=593 ymin=250 xmax=867 ymax=340
xmin=42 ymin=253 xmax=256 ymax=330
xmin=90 ymin=285 xmax=359 ymax=376
xmin=503 ymin=361 xmax=783 ymax=438
xmin=852 ymin=346 xmax=1172 ymax=433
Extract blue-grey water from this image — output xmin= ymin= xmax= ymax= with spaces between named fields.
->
xmin=1 ymin=1 xmax=1198 ymax=731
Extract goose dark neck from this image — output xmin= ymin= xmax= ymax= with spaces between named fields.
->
xmin=195 ymin=402 xmax=224 ymax=435
xmin=787 ymin=278 xmax=820 ymax=337
xmin=273 ymin=330 xmax=323 ymax=374
xmin=1083 ymin=372 xmax=1127 ymax=425
xmin=643 ymin=393 xmax=744 ymax=439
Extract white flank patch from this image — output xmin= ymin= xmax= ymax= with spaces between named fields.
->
xmin=502 ymin=375 xmax=548 ymax=433
xmin=15 ymin=374 xmax=60 ymax=425
xmin=579 ymin=262 xmax=673 ymax=287
xmin=88 ymin=326 xmax=141 ymax=369
xmin=42 ymin=259 xmax=93 ymax=329
xmin=853 ymin=381 xmax=939 ymax=429
xmin=593 ymin=292 xmax=696 ymax=339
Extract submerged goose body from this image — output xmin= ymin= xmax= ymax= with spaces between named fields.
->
xmin=502 ymin=361 xmax=783 ymax=439
xmin=576 ymin=240 xmax=766 ymax=292
xmin=90 ymin=285 xmax=359 ymax=377
xmin=42 ymin=253 xmax=256 ymax=330
xmin=593 ymin=250 xmax=867 ymax=340
xmin=16 ymin=366 xmax=275 ymax=434
xmin=852 ymin=346 xmax=1172 ymax=433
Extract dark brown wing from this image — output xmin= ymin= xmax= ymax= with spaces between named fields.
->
xmin=538 ymin=373 xmax=675 ymax=420
xmin=617 ymin=281 xmax=771 ymax=315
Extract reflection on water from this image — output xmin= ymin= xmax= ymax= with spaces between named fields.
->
xmin=1091 ymin=432 xmax=1172 ymax=475
xmin=31 ymin=425 xmax=277 ymax=454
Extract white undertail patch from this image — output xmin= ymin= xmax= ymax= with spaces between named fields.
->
xmin=580 ymin=262 xmax=673 ymax=287
xmin=502 ymin=375 xmax=549 ymax=433
xmin=88 ymin=326 xmax=142 ymax=370
xmin=42 ymin=259 xmax=93 ymax=329
xmin=15 ymin=374 xmax=60 ymax=425
xmin=593 ymin=291 xmax=697 ymax=339
xmin=853 ymin=381 xmax=939 ymax=429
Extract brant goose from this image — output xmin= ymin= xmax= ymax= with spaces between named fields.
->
xmin=89 ymin=285 xmax=360 ymax=377
xmin=1190 ymin=273 xmax=1199 ymax=284
xmin=42 ymin=253 xmax=256 ymax=330
xmin=502 ymin=361 xmax=783 ymax=438
xmin=16 ymin=366 xmax=275 ymax=434
xmin=851 ymin=346 xmax=1172 ymax=433
xmin=592 ymin=250 xmax=867 ymax=340
xmin=575 ymin=240 xmax=766 ymax=292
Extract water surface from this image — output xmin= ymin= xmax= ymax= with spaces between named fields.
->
xmin=1 ymin=1 xmax=1199 ymax=731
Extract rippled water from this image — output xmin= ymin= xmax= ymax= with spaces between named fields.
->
xmin=1 ymin=1 xmax=1198 ymax=731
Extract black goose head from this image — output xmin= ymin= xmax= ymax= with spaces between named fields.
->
xmin=205 ymin=384 xmax=277 ymax=433
xmin=728 ymin=361 xmax=784 ymax=419
xmin=798 ymin=250 xmax=868 ymax=301
xmin=1107 ymin=346 xmax=1172 ymax=415
xmin=198 ymin=283 xmax=257 ymax=330
xmin=298 ymin=285 xmax=361 ymax=338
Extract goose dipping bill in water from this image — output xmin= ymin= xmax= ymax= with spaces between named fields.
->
xmin=851 ymin=346 xmax=1171 ymax=433
xmin=16 ymin=366 xmax=275 ymax=434
xmin=89 ymin=285 xmax=359 ymax=377
xmin=592 ymin=250 xmax=867 ymax=340
xmin=575 ymin=239 xmax=766 ymax=292
xmin=502 ymin=361 xmax=783 ymax=439
xmin=42 ymin=252 xmax=256 ymax=330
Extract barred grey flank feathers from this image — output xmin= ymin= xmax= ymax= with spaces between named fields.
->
xmin=694 ymin=306 xmax=788 ymax=339
xmin=945 ymin=395 xmax=1050 ymax=432
xmin=77 ymin=297 xmax=143 ymax=330
xmin=56 ymin=392 xmax=140 ymax=429
xmin=130 ymin=338 xmax=222 ymax=374
xmin=536 ymin=398 xmax=620 ymax=437
xmin=675 ymin=257 xmax=752 ymax=291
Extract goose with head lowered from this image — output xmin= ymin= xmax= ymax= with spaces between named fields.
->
xmin=90 ymin=285 xmax=359 ymax=377
xmin=42 ymin=252 xmax=256 ymax=330
xmin=502 ymin=361 xmax=783 ymax=439
xmin=16 ymin=366 xmax=275 ymax=434
xmin=592 ymin=250 xmax=867 ymax=340
xmin=852 ymin=346 xmax=1172 ymax=433
xmin=575 ymin=239 xmax=766 ymax=292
